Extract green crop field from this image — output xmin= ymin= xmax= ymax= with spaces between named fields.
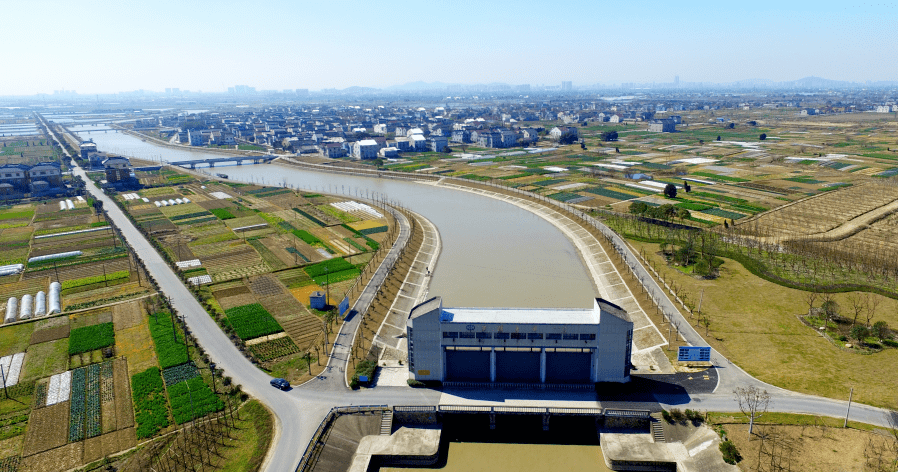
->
xmin=225 ymin=303 xmax=284 ymax=340
xmin=131 ymin=367 xmax=170 ymax=439
xmin=583 ymin=186 xmax=640 ymax=201
xmin=209 ymin=208 xmax=236 ymax=220
xmin=304 ymin=258 xmax=353 ymax=277
xmin=168 ymin=377 xmax=224 ymax=424
xmin=68 ymin=322 xmax=115 ymax=355
xmin=148 ymin=312 xmax=189 ymax=369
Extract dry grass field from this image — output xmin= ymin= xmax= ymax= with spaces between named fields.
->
xmin=632 ymin=240 xmax=898 ymax=408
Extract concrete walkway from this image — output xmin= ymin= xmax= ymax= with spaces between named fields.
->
xmin=372 ymin=210 xmax=442 ymax=356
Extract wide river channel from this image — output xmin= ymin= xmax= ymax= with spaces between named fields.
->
xmin=68 ymin=126 xmax=596 ymax=308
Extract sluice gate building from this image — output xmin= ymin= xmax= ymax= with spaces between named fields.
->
xmin=407 ymin=297 xmax=633 ymax=385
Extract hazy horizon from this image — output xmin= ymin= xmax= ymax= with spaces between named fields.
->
xmin=5 ymin=0 xmax=897 ymax=95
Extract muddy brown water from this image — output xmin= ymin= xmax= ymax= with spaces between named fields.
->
xmin=382 ymin=443 xmax=611 ymax=472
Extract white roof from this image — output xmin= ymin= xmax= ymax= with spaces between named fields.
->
xmin=410 ymin=134 xmax=426 ymax=141
xmin=358 ymin=139 xmax=378 ymax=146
xmin=442 ymin=307 xmax=599 ymax=325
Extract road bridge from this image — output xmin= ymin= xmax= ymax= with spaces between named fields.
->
xmin=169 ymin=155 xmax=277 ymax=168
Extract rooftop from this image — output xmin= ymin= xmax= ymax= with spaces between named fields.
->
xmin=442 ymin=307 xmax=599 ymax=325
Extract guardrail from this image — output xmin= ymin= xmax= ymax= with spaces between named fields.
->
xmin=604 ymin=409 xmax=651 ymax=418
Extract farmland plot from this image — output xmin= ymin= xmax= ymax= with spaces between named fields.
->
xmin=741 ymin=182 xmax=898 ymax=237
xmin=224 ymin=304 xmax=284 ymax=340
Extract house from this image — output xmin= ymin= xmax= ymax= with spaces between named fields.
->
xmin=428 ymin=136 xmax=449 ymax=153
xmin=28 ymin=162 xmax=62 ymax=192
xmin=549 ymin=126 xmax=578 ymax=140
xmin=379 ymin=147 xmax=398 ymax=158
xmin=79 ymin=141 xmax=97 ymax=160
xmin=352 ymin=139 xmax=379 ymax=159
xmin=0 ymin=164 xmax=29 ymax=193
xmin=609 ymin=114 xmax=622 ymax=123
xmin=392 ymin=137 xmax=411 ymax=152
xmin=409 ymin=134 xmax=427 ymax=151
xmin=320 ymin=142 xmax=347 ymax=158
xmin=875 ymin=105 xmax=891 ymax=113
xmin=103 ymin=157 xmax=133 ymax=183
xmin=373 ymin=124 xmax=388 ymax=134
xmin=451 ymin=129 xmax=470 ymax=143
xmin=520 ymin=128 xmax=539 ymax=145
xmin=648 ymin=119 xmax=676 ymax=133
xmin=187 ymin=129 xmax=205 ymax=146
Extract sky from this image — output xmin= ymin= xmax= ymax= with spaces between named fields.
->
xmin=3 ymin=0 xmax=897 ymax=95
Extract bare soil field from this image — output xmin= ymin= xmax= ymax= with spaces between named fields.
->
xmin=22 ymin=402 xmax=69 ymax=456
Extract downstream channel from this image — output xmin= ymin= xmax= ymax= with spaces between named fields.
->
xmin=68 ymin=125 xmax=597 ymax=308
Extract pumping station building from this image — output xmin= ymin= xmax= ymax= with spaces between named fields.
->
xmin=407 ymin=297 xmax=633 ymax=385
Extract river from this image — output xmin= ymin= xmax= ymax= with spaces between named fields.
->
xmin=63 ymin=125 xmax=597 ymax=308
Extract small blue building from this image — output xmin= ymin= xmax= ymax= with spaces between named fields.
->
xmin=310 ymin=291 xmax=326 ymax=310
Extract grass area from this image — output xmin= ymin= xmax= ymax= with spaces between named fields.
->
xmin=117 ymin=323 xmax=158 ymax=376
xmin=21 ymin=338 xmax=68 ymax=381
xmin=631 ymin=240 xmax=898 ymax=408
xmin=263 ymin=354 xmax=316 ymax=382
xmin=68 ymin=322 xmax=115 ymax=355
xmin=0 ymin=324 xmax=34 ymax=358
xmin=214 ymin=400 xmax=274 ymax=472
xmin=708 ymin=411 xmax=877 ymax=431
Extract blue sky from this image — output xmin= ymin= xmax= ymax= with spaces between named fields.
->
xmin=4 ymin=0 xmax=896 ymax=94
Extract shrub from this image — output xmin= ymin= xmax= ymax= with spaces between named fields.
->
xmin=350 ymin=360 xmax=377 ymax=389
xmin=882 ymin=339 xmax=898 ymax=348
xmin=669 ymin=408 xmax=685 ymax=422
xmin=69 ymin=322 xmax=115 ymax=355
xmin=407 ymin=379 xmax=425 ymax=388
xmin=661 ymin=409 xmax=672 ymax=423
xmin=719 ymin=440 xmax=741 ymax=464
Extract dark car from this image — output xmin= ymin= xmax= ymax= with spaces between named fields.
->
xmin=270 ymin=378 xmax=290 ymax=390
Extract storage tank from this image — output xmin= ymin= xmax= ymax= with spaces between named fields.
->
xmin=48 ymin=282 xmax=61 ymax=315
xmin=168 ymin=199 xmax=176 ymax=206
xmin=4 ymin=298 xmax=17 ymax=324
xmin=175 ymin=198 xmax=184 ymax=204
xmin=59 ymin=200 xmax=67 ymax=211
xmin=34 ymin=291 xmax=46 ymax=317
xmin=65 ymin=199 xmax=74 ymax=210
xmin=183 ymin=198 xmax=191 ymax=203
xmin=154 ymin=201 xmax=161 ymax=207
xmin=19 ymin=294 xmax=32 ymax=320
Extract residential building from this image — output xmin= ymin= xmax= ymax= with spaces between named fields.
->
xmin=428 ymin=137 xmax=449 ymax=153
xmin=648 ymin=119 xmax=676 ymax=133
xmin=352 ymin=139 xmax=379 ymax=159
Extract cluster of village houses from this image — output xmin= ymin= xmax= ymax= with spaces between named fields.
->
xmin=141 ymin=102 xmax=692 ymax=160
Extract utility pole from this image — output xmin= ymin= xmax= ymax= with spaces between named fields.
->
xmin=844 ymin=387 xmax=853 ymax=428
xmin=0 ymin=365 xmax=7 ymax=399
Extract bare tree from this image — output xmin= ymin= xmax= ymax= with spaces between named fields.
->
xmin=846 ymin=292 xmax=867 ymax=327
xmin=803 ymin=291 xmax=819 ymax=316
xmin=866 ymin=294 xmax=882 ymax=328
xmin=734 ymin=385 xmax=772 ymax=436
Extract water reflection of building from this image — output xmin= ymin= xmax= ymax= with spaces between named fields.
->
xmin=407 ymin=297 xmax=633 ymax=385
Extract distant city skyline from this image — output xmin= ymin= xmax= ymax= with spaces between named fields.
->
xmin=4 ymin=0 xmax=896 ymax=96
